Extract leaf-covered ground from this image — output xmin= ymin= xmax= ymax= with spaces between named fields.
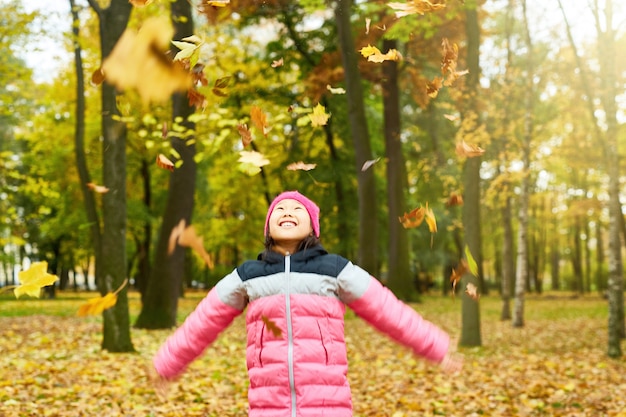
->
xmin=1 ymin=292 xmax=625 ymax=416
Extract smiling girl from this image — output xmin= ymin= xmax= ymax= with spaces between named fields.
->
xmin=151 ymin=190 xmax=462 ymax=416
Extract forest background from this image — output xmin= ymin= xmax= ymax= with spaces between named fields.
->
xmin=0 ymin=0 xmax=626 ymax=381
xmin=0 ymin=0 xmax=626 ymax=415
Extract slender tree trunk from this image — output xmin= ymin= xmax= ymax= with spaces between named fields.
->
xmin=501 ymin=194 xmax=514 ymax=320
xmin=459 ymin=0 xmax=482 ymax=347
xmin=512 ymin=0 xmax=533 ymax=328
xmin=572 ymin=218 xmax=584 ymax=293
xmin=595 ymin=220 xmax=606 ymax=293
xmin=85 ymin=0 xmax=134 ymax=352
xmin=334 ymin=0 xmax=378 ymax=274
xmin=136 ymin=157 xmax=151 ymax=303
xmin=382 ymin=39 xmax=413 ymax=301
xmin=135 ymin=0 xmax=196 ymax=329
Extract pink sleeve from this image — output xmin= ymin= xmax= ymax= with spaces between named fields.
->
xmin=347 ymin=277 xmax=450 ymax=363
xmin=153 ymin=287 xmax=242 ymax=379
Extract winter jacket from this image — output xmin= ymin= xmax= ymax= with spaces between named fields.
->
xmin=153 ymin=245 xmax=450 ymax=417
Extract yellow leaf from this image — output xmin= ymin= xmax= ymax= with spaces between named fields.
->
xmin=309 ymin=103 xmax=330 ymax=127
xmin=464 ymin=245 xmax=479 ymax=277
xmin=77 ymin=293 xmax=118 ymax=317
xmin=14 ymin=262 xmax=58 ymax=298
xmin=359 ymin=44 xmax=381 ymax=58
xmin=388 ymin=0 xmax=446 ymax=18
xmin=238 ymin=150 xmax=270 ymax=167
xmin=424 ymin=203 xmax=437 ymax=233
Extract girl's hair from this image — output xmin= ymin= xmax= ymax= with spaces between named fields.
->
xmin=261 ymin=234 xmax=320 ymax=259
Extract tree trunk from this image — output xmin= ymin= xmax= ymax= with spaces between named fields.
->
xmin=136 ymin=157 xmax=151 ymax=303
xmin=382 ymin=38 xmax=413 ymax=301
xmin=334 ymin=0 xmax=378 ymax=274
xmin=459 ymin=1 xmax=482 ymax=347
xmin=512 ymin=0 xmax=533 ymax=329
xmin=572 ymin=218 xmax=584 ymax=293
xmin=501 ymin=194 xmax=514 ymax=320
xmin=135 ymin=0 xmax=196 ymax=329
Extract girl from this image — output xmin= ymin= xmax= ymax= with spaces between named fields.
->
xmin=151 ymin=190 xmax=463 ymax=416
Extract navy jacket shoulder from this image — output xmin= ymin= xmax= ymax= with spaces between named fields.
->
xmin=237 ymin=245 xmax=349 ymax=282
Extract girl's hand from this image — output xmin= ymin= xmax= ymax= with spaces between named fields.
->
xmin=146 ymin=364 xmax=172 ymax=400
xmin=440 ymin=351 xmax=463 ymax=374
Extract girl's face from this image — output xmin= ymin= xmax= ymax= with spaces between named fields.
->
xmin=267 ymin=198 xmax=313 ymax=248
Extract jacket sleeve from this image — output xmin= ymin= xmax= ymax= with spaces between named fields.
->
xmin=153 ymin=270 xmax=246 ymax=379
xmin=337 ymin=262 xmax=450 ymax=363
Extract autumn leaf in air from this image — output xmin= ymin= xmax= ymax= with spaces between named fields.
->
xmin=426 ymin=76 xmax=443 ymax=98
xmin=287 ymin=161 xmax=317 ymax=171
xmin=441 ymin=38 xmax=469 ymax=86
xmin=99 ymin=17 xmax=192 ymax=104
xmin=424 ymin=203 xmax=437 ymax=233
xmin=212 ymin=76 xmax=231 ymax=97
xmin=465 ymin=282 xmax=480 ymax=300
xmin=271 ymin=58 xmax=284 ymax=68
xmin=309 ymin=103 xmax=331 ymax=127
xmin=86 ymin=182 xmax=109 ymax=194
xmin=206 ymin=0 xmax=230 ymax=6
xmin=156 ymin=154 xmax=175 ymax=171
xmin=464 ymin=245 xmax=479 ymax=277
xmin=359 ymin=44 xmax=402 ymax=63
xmin=445 ymin=193 xmax=463 ymax=207
xmin=262 ymin=315 xmax=282 ymax=338
xmin=361 ymin=157 xmax=381 ymax=171
xmin=77 ymin=279 xmax=128 ymax=317
xmin=399 ymin=206 xmax=426 ymax=229
xmin=455 ymin=140 xmax=485 ymax=158
xmin=326 ymin=85 xmax=346 ymax=95
xmin=169 ymin=219 xmax=214 ymax=269
xmin=171 ymin=35 xmax=203 ymax=64
xmin=449 ymin=259 xmax=468 ymax=293
xmin=388 ymin=0 xmax=446 ymax=17
xmin=238 ymin=123 xmax=253 ymax=147
xmin=238 ymin=150 xmax=270 ymax=175
xmin=250 ymin=106 xmax=271 ymax=136
xmin=14 ymin=262 xmax=58 ymax=299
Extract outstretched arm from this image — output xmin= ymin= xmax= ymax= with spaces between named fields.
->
xmin=153 ymin=271 xmax=246 ymax=379
xmin=338 ymin=263 xmax=455 ymax=366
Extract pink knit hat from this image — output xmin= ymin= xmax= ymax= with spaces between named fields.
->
xmin=264 ymin=191 xmax=320 ymax=238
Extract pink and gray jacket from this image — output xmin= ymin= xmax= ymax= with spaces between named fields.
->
xmin=153 ymin=245 xmax=450 ymax=417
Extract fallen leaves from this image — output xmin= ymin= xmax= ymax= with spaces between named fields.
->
xmin=2 ymin=294 xmax=624 ymax=416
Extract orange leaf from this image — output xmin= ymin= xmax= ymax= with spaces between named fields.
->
xmin=250 ymin=106 xmax=271 ymax=136
xmin=424 ymin=203 xmax=437 ymax=233
xmin=129 ymin=0 xmax=154 ymax=6
xmin=77 ymin=292 xmax=118 ymax=317
xmin=399 ymin=206 xmax=426 ymax=229
xmin=426 ymin=76 xmax=443 ymax=98
xmin=168 ymin=219 xmax=214 ymax=269
xmin=455 ymin=140 xmax=485 ymax=158
xmin=449 ymin=259 xmax=468 ymax=293
xmin=445 ymin=193 xmax=464 ymax=207
xmin=156 ymin=154 xmax=175 ymax=171
xmin=91 ymin=67 xmax=105 ymax=86
xmin=261 ymin=315 xmax=282 ymax=337
xmin=86 ymin=182 xmax=109 ymax=194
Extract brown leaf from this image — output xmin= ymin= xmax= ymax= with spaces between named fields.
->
xmin=238 ymin=123 xmax=253 ymax=147
xmin=250 ymin=106 xmax=271 ymax=136
xmin=399 ymin=206 xmax=426 ymax=229
xmin=156 ymin=154 xmax=175 ymax=171
xmin=261 ymin=315 xmax=282 ymax=337
xmin=449 ymin=259 xmax=468 ymax=293
xmin=445 ymin=193 xmax=464 ymax=207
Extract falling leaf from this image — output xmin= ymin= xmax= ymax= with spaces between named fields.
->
xmin=309 ymin=103 xmax=331 ymax=127
xmin=399 ymin=206 xmax=426 ymax=229
xmin=326 ymin=84 xmax=346 ymax=95
xmin=359 ymin=44 xmax=381 ymax=58
xmin=91 ymin=67 xmax=105 ymax=86
xmin=449 ymin=259 xmax=468 ymax=293
xmin=100 ymin=17 xmax=192 ymax=104
xmin=14 ymin=262 xmax=58 ymax=298
xmin=465 ymin=282 xmax=480 ymax=300
xmin=271 ymin=58 xmax=284 ymax=68
xmin=129 ymin=0 xmax=154 ymax=6
xmin=262 ymin=315 xmax=282 ymax=338
xmin=86 ymin=182 xmax=109 ymax=194
xmin=168 ymin=219 xmax=214 ymax=269
xmin=171 ymin=38 xmax=201 ymax=62
xmin=250 ymin=106 xmax=271 ymax=136
xmin=238 ymin=150 xmax=270 ymax=176
xmin=464 ymin=245 xmax=479 ymax=277
xmin=156 ymin=154 xmax=175 ymax=171
xmin=365 ymin=18 xmax=371 ymax=34
xmin=388 ymin=0 xmax=446 ymax=17
xmin=238 ymin=123 xmax=253 ymax=147
xmin=445 ymin=193 xmax=464 ymax=207
xmin=287 ymin=161 xmax=317 ymax=171
xmin=455 ymin=140 xmax=485 ymax=158
xmin=361 ymin=157 xmax=381 ymax=171
xmin=367 ymin=48 xmax=402 ymax=63
xmin=206 ymin=0 xmax=229 ymax=6
xmin=424 ymin=203 xmax=437 ymax=233
xmin=444 ymin=114 xmax=458 ymax=122
xmin=77 ymin=279 xmax=128 ymax=317
xmin=426 ymin=76 xmax=443 ymax=98
xmin=212 ymin=76 xmax=231 ymax=97
xmin=440 ymin=38 xmax=469 ymax=86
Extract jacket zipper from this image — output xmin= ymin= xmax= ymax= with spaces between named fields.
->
xmin=285 ymin=253 xmax=297 ymax=417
